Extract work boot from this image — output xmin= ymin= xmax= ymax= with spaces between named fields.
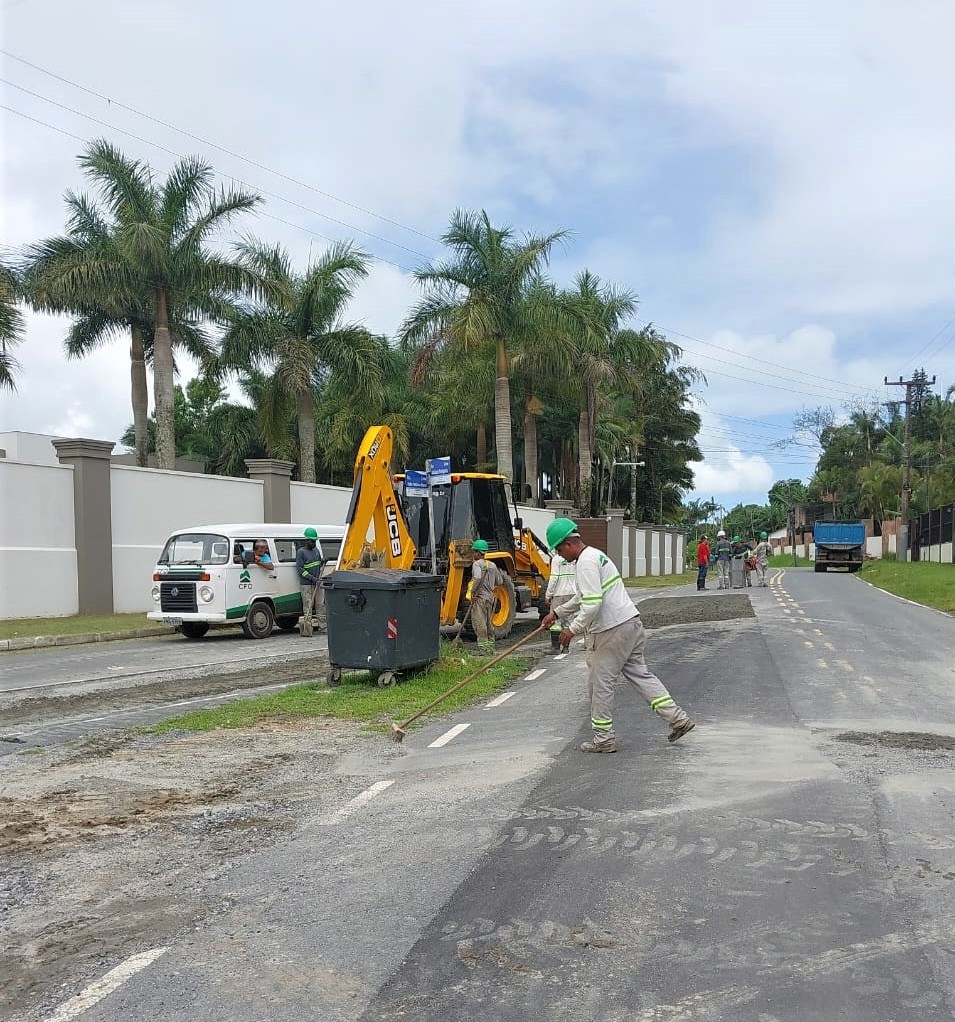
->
xmin=580 ymin=740 xmax=617 ymax=753
xmin=549 ymin=630 xmax=561 ymax=654
xmin=668 ymin=719 xmax=696 ymax=743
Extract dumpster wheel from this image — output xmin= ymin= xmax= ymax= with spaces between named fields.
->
xmin=327 ymin=668 xmax=342 ymax=687
xmin=377 ymin=671 xmax=397 ymax=688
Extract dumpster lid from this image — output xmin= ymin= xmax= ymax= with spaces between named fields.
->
xmin=323 ymin=568 xmax=445 ymax=590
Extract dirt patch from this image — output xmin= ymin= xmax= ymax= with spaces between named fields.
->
xmin=833 ymin=731 xmax=955 ymax=752
xmin=0 ymin=719 xmax=359 ymax=1020
xmin=639 ymin=594 xmax=754 ymax=630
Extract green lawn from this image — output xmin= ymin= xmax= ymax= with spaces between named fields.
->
xmin=858 ymin=559 xmax=955 ymax=615
xmin=769 ymin=554 xmax=814 ymax=568
xmin=0 ymin=612 xmax=166 ymax=640
xmin=626 ymin=572 xmax=694 ymax=588
xmin=142 ymin=645 xmax=534 ymax=735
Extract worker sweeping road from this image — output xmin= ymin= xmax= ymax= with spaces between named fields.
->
xmin=540 ymin=518 xmax=696 ymax=753
xmin=469 ymin=540 xmax=503 ymax=655
xmin=754 ymin=531 xmax=772 ymax=587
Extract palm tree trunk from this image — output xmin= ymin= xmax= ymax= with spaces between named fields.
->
xmin=297 ymin=388 xmax=316 ymax=483
xmin=523 ymin=393 xmax=538 ymax=505
xmin=130 ymin=325 xmax=149 ymax=468
xmin=578 ymin=406 xmax=592 ymax=512
xmin=494 ymin=338 xmax=513 ymax=481
xmin=153 ymin=289 xmax=176 ymax=471
xmin=476 ymin=424 xmax=487 ymax=468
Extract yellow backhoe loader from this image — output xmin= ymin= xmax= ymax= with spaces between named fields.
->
xmin=337 ymin=425 xmax=551 ymax=638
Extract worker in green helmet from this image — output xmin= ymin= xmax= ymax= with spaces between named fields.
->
xmin=540 ymin=517 xmax=695 ymax=753
xmin=469 ymin=539 xmax=503 ymax=655
xmin=296 ymin=526 xmax=326 ymax=636
xmin=754 ymin=530 xmax=772 ymax=587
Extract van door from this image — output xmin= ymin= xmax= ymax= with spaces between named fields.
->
xmin=229 ymin=537 xmax=283 ymax=625
xmin=272 ymin=537 xmax=307 ymax=625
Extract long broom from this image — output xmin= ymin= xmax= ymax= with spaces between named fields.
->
xmin=391 ymin=623 xmax=548 ymax=743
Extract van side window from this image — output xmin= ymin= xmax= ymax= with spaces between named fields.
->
xmin=274 ymin=540 xmax=298 ymax=563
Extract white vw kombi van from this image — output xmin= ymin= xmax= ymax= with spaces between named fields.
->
xmin=146 ymin=522 xmax=345 ymax=639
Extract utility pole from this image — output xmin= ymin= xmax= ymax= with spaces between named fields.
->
xmin=885 ymin=373 xmax=935 ymax=562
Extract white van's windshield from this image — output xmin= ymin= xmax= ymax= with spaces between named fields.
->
xmin=159 ymin=533 xmax=231 ymax=566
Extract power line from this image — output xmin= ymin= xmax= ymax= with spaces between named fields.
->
xmin=0 ymin=79 xmax=432 ymax=262
xmin=896 ymin=313 xmax=955 ymax=376
xmin=0 ymin=101 xmax=417 ymax=275
xmin=0 ymin=48 xmax=440 ymax=245
xmin=662 ymin=323 xmax=876 ymax=397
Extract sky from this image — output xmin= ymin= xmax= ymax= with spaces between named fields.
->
xmin=1 ymin=0 xmax=953 ymax=512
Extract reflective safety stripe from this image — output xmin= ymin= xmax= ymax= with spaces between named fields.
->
xmin=600 ymin=573 xmax=621 ymax=591
xmin=650 ymin=695 xmax=674 ymax=711
xmin=591 ymin=717 xmax=613 ymax=728
xmin=581 ymin=595 xmax=602 ymax=604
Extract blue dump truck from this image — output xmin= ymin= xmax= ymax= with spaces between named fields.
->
xmin=813 ymin=520 xmax=866 ymax=573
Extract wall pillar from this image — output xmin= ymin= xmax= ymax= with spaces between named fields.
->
xmin=606 ymin=508 xmax=626 ymax=573
xmin=544 ymin=499 xmax=576 ymax=517
xmin=52 ymin=438 xmax=115 ymax=614
xmin=244 ymin=459 xmax=295 ymax=523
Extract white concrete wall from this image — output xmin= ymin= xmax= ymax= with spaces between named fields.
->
xmin=918 ymin=543 xmax=953 ymax=564
xmin=865 ymin=537 xmax=883 ymax=558
xmin=651 ymin=531 xmax=663 ymax=575
xmin=0 ymin=431 xmax=62 ymax=465
xmin=0 ymin=460 xmax=77 ymax=617
xmin=110 ymin=465 xmax=264 ymax=612
xmin=290 ymin=482 xmax=353 ymax=527
xmin=514 ymin=504 xmax=555 ymax=538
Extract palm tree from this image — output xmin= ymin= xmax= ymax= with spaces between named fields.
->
xmin=0 ymin=262 xmax=24 ymax=391
xmin=401 ymin=209 xmax=566 ymax=483
xmin=559 ymin=272 xmax=637 ymax=510
xmin=30 ymin=140 xmax=263 ymax=469
xmin=222 ymin=239 xmax=379 ymax=483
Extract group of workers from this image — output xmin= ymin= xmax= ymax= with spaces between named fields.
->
xmin=696 ymin=529 xmax=773 ymax=590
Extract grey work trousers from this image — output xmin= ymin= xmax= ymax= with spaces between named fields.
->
xmin=549 ymin=594 xmax=576 ymax=629
xmin=471 ymin=598 xmax=495 ymax=652
xmin=755 ymin=560 xmax=769 ymax=586
xmin=587 ymin=615 xmax=689 ymax=745
xmin=716 ymin=560 xmax=730 ymax=588
xmin=300 ymin=584 xmax=326 ymax=635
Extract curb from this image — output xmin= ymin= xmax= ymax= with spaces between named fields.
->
xmin=0 ymin=626 xmax=177 ymax=652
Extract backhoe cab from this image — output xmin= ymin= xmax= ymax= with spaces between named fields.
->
xmin=337 ymin=425 xmax=551 ymax=638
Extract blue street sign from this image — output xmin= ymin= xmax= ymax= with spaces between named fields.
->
xmin=427 ymin=456 xmax=452 ymax=486
xmin=404 ymin=469 xmax=429 ymax=497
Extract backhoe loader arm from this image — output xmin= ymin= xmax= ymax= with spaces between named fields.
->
xmin=338 ymin=425 xmax=417 ymax=570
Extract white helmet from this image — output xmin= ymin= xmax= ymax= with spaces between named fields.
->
xmin=717 ymin=529 xmax=726 ymax=538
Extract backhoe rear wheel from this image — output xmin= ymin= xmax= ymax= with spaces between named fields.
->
xmin=491 ymin=577 xmax=517 ymax=639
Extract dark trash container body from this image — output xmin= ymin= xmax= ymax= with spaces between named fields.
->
xmin=322 ymin=569 xmax=443 ymax=672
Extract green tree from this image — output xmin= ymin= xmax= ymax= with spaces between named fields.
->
xmin=222 ymin=240 xmax=379 ymax=483
xmin=0 ymin=262 xmax=24 ymax=391
xmin=37 ymin=140 xmax=264 ymax=469
xmin=401 ymin=209 xmax=566 ymax=483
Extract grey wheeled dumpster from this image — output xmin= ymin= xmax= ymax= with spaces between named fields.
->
xmin=322 ymin=568 xmax=444 ymax=688
xmin=730 ymin=554 xmax=747 ymax=589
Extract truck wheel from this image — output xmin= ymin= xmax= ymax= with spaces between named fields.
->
xmin=179 ymin=622 xmax=209 ymax=639
xmin=814 ymin=564 xmax=827 ymax=573
xmin=492 ymin=578 xmax=518 ymax=639
xmin=241 ymin=601 xmax=275 ymax=639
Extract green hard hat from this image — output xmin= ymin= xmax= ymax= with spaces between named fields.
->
xmin=471 ymin=539 xmax=489 ymax=552
xmin=760 ymin=531 xmax=768 ymax=539
xmin=303 ymin=527 xmax=318 ymax=540
xmin=546 ymin=517 xmax=578 ymax=551
xmin=732 ymin=535 xmax=741 ymax=542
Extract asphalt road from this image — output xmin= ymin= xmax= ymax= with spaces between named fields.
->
xmin=0 ymin=627 xmax=326 ymax=696
xmin=49 ymin=568 xmax=955 ymax=1021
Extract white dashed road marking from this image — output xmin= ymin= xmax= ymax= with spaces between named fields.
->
xmin=524 ymin=669 xmax=546 ymax=681
xmin=44 ymin=948 xmax=167 ymax=1022
xmin=486 ymin=691 xmax=515 ymax=708
xmin=328 ymin=780 xmax=395 ymax=822
xmin=428 ymin=723 xmax=471 ymax=748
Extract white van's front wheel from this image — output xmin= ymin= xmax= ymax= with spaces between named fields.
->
xmin=242 ymin=601 xmax=275 ymax=639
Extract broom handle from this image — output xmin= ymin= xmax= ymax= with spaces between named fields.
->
xmin=396 ymin=624 xmax=548 ymax=730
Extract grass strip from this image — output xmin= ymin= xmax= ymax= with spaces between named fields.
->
xmin=142 ymin=646 xmax=536 ymax=734
xmin=858 ymin=559 xmax=955 ymax=615
xmin=625 ymin=572 xmax=694 ymax=589
xmin=0 ymin=612 xmax=165 ymax=640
